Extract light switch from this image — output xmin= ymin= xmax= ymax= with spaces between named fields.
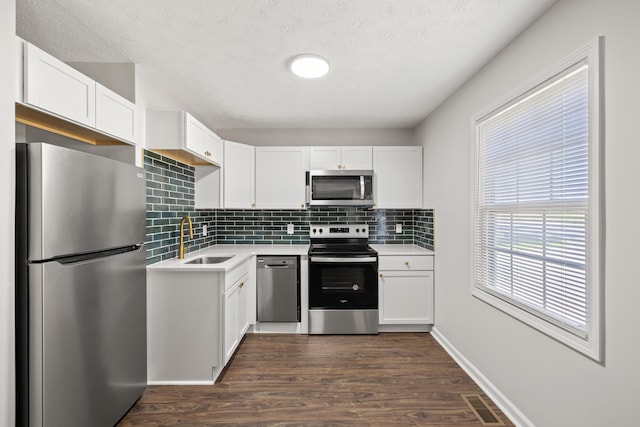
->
xmin=203 ymin=225 xmax=208 ymax=237
xmin=287 ymin=223 xmax=295 ymax=234
xmin=395 ymin=223 xmax=402 ymax=234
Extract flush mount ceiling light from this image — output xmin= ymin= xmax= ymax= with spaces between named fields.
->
xmin=290 ymin=54 xmax=330 ymax=78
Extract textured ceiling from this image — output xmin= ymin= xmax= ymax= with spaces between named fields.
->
xmin=16 ymin=0 xmax=556 ymax=129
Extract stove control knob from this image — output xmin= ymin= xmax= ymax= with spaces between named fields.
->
xmin=319 ymin=229 xmax=323 ymax=234
xmin=312 ymin=228 xmax=317 ymax=234
xmin=356 ymin=228 xmax=360 ymax=233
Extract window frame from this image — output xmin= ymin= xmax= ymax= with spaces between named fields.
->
xmin=471 ymin=38 xmax=604 ymax=362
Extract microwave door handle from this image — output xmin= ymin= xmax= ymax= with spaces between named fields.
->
xmin=360 ymin=175 xmax=365 ymax=200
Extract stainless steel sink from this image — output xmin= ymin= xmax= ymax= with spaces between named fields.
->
xmin=185 ymin=256 xmax=234 ymax=265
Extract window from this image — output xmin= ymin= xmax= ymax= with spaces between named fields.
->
xmin=472 ymin=39 xmax=603 ymax=361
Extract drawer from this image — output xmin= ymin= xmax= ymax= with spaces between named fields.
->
xmin=225 ymin=259 xmax=250 ymax=290
xmin=378 ymin=255 xmax=433 ymax=271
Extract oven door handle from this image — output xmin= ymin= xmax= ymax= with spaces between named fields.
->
xmin=310 ymin=256 xmax=377 ymax=263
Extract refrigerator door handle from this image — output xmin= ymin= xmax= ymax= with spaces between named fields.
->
xmin=56 ymin=243 xmax=146 ymax=265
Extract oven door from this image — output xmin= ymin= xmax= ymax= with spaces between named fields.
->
xmin=309 ymin=256 xmax=378 ymax=309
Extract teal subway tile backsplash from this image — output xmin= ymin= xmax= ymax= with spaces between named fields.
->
xmin=144 ymin=151 xmax=216 ymax=264
xmin=144 ymin=150 xmax=434 ymax=265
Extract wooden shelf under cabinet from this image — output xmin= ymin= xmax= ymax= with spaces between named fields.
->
xmin=16 ymin=103 xmax=128 ymax=146
xmin=150 ymin=149 xmax=216 ymax=166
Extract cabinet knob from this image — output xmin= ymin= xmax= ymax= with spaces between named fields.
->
xmin=251 ymin=203 xmax=256 ymax=208
xmin=379 ymin=273 xmax=384 ymax=278
xmin=404 ymin=261 xmax=410 ymax=267
xmin=301 ymin=203 xmax=305 ymax=208
xmin=239 ymin=282 xmax=244 ymax=288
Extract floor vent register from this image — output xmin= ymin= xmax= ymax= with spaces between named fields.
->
xmin=461 ymin=394 xmax=505 ymax=426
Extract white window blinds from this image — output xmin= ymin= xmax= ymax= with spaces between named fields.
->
xmin=474 ymin=62 xmax=590 ymax=337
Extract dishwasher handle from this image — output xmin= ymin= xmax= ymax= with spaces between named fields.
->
xmin=257 ymin=256 xmax=298 ymax=269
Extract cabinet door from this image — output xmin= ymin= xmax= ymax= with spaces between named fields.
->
xmin=224 ymin=141 xmax=255 ymax=209
xmin=341 ymin=146 xmax=372 ymax=169
xmin=224 ymin=282 xmax=239 ymax=365
xmin=309 ymin=147 xmax=341 ymax=170
xmin=373 ymin=146 xmax=423 ymax=208
xmin=255 ymin=147 xmax=308 ymax=209
xmin=309 ymin=146 xmax=373 ymax=170
xmin=204 ymin=130 xmax=223 ymax=166
xmin=24 ymin=42 xmax=96 ymax=127
xmin=183 ymin=112 xmax=206 ymax=157
xmin=237 ymin=276 xmax=249 ymax=338
xmin=95 ymin=83 xmax=136 ymax=144
xmin=379 ymin=271 xmax=433 ymax=324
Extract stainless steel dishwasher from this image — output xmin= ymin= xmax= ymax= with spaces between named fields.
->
xmin=257 ymin=256 xmax=300 ymax=322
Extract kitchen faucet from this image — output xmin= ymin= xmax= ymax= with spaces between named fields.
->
xmin=178 ymin=215 xmax=193 ymax=259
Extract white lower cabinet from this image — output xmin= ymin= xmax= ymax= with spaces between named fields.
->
xmin=378 ymin=255 xmax=434 ymax=327
xmin=147 ymin=259 xmax=251 ymax=384
xmin=224 ymin=271 xmax=250 ymax=364
xmin=224 ymin=280 xmax=239 ymax=364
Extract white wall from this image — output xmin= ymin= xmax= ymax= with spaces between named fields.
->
xmin=414 ymin=0 xmax=640 ymax=425
xmin=217 ymin=127 xmax=415 ymax=146
xmin=1 ymin=1 xmax=16 ymax=425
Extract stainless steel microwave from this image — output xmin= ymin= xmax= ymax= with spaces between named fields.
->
xmin=306 ymin=170 xmax=374 ymax=207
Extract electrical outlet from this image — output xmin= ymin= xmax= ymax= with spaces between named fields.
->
xmin=395 ymin=223 xmax=402 ymax=233
xmin=287 ymin=223 xmax=295 ymax=234
xmin=203 ymin=225 xmax=208 ymax=237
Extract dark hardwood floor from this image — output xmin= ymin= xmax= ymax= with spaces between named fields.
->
xmin=119 ymin=333 xmax=512 ymax=426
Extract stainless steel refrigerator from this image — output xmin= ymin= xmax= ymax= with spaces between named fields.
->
xmin=16 ymin=142 xmax=147 ymax=427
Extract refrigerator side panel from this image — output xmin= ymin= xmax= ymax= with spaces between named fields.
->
xmin=35 ymin=246 xmax=146 ymax=427
xmin=25 ymin=143 xmax=146 ymax=260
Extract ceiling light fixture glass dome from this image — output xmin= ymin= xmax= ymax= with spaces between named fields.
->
xmin=290 ymin=54 xmax=330 ymax=78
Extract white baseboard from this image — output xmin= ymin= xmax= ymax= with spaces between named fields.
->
xmin=379 ymin=324 xmax=432 ymax=333
xmin=430 ymin=327 xmax=534 ymax=427
xmin=146 ymin=380 xmax=214 ymax=386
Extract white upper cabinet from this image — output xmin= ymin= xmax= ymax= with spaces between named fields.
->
xmin=146 ymin=111 xmax=222 ymax=166
xmin=224 ymin=141 xmax=255 ymax=209
xmin=373 ymin=146 xmax=423 ymax=209
xmin=255 ymin=146 xmax=308 ymax=209
xmin=184 ymin=112 xmax=222 ymax=164
xmin=205 ymin=130 xmax=224 ymax=166
xmin=17 ymin=39 xmax=137 ymax=145
xmin=23 ymin=42 xmax=96 ymax=128
xmin=95 ymin=83 xmax=137 ymax=143
xmin=309 ymin=146 xmax=372 ymax=170
xmin=184 ymin=112 xmax=207 ymax=157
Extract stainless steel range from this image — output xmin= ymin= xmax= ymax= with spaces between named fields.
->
xmin=308 ymin=224 xmax=378 ymax=334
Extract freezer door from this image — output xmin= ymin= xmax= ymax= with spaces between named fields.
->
xmin=28 ymin=247 xmax=146 ymax=427
xmin=20 ymin=143 xmax=146 ymax=260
